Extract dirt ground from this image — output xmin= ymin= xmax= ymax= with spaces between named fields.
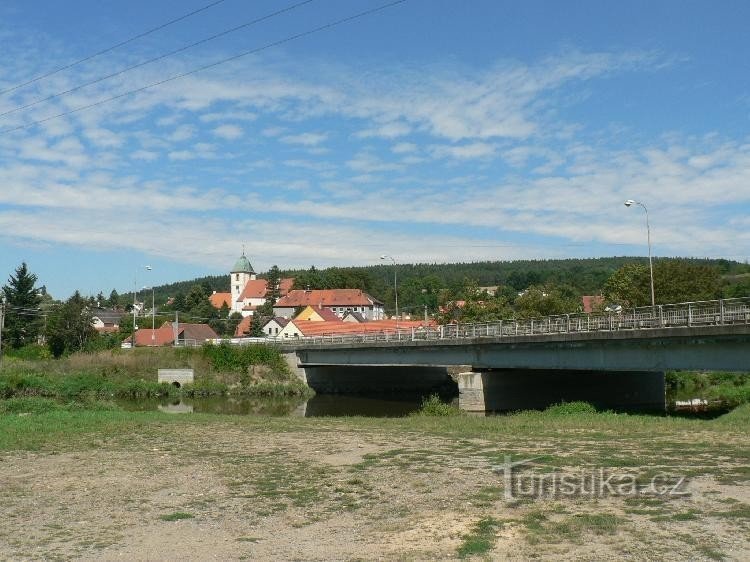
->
xmin=0 ymin=419 xmax=748 ymax=561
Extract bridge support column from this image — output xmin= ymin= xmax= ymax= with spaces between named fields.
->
xmin=282 ymin=352 xmax=307 ymax=384
xmin=450 ymin=366 xmax=488 ymax=412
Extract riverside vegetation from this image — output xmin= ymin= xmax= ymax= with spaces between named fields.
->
xmin=0 ymin=343 xmax=312 ymax=403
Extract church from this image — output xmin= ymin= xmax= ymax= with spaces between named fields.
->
xmin=210 ymin=252 xmax=294 ymax=318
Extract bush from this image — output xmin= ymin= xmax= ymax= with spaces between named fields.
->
xmin=543 ymin=401 xmax=598 ymax=415
xmin=412 ymin=394 xmax=462 ymax=417
xmin=4 ymin=344 xmax=52 ymax=361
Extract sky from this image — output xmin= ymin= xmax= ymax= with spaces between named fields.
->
xmin=1 ymin=0 xmax=749 ymax=298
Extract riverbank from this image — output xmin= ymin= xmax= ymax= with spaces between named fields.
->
xmin=0 ymin=404 xmax=747 ymax=560
xmin=0 ymin=344 xmax=313 ymax=399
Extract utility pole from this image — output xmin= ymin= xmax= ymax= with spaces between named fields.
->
xmin=174 ymin=311 xmax=179 ymax=347
xmin=0 ymin=299 xmax=5 ymax=366
xmin=424 ymin=304 xmax=428 ymax=323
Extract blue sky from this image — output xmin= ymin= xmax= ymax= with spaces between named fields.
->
xmin=1 ymin=0 xmax=749 ymax=298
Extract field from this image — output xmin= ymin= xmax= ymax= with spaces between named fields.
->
xmin=0 ymin=403 xmax=748 ymax=561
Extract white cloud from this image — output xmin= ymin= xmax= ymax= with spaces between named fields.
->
xmin=392 ymin=142 xmax=417 ymax=154
xmin=212 ymin=124 xmax=244 ymax=140
xmin=168 ymin=125 xmax=195 ymax=142
xmin=356 ymin=121 xmax=411 ymax=139
xmin=131 ymin=150 xmax=158 ymax=161
xmin=280 ymin=132 xmax=328 ymax=146
xmin=431 ymin=142 xmax=497 ymax=160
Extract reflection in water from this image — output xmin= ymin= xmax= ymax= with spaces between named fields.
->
xmin=118 ymin=393 xmax=428 ymax=418
xmin=157 ymin=401 xmax=194 ymax=414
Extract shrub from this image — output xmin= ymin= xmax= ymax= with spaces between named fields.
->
xmin=543 ymin=401 xmax=598 ymax=415
xmin=412 ymin=394 xmax=462 ymax=417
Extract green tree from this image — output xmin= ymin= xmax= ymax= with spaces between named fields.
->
xmin=2 ymin=262 xmax=43 ymax=349
xmin=514 ymin=284 xmax=579 ymax=318
xmin=46 ymin=291 xmax=97 ymax=357
xmin=604 ymin=261 xmax=721 ymax=307
xmin=437 ymin=279 xmax=513 ymax=324
xmin=172 ymin=292 xmax=187 ymax=312
xmin=265 ymin=265 xmax=282 ymax=303
xmin=108 ymin=289 xmax=120 ymax=308
xmin=227 ymin=312 xmax=243 ymax=337
xmin=250 ymin=314 xmax=265 ymax=337
xmin=186 ymin=284 xmax=208 ymax=310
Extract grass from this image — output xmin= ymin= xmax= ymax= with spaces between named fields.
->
xmin=158 ymin=512 xmax=194 ymax=521
xmin=457 ymin=517 xmax=502 ymax=558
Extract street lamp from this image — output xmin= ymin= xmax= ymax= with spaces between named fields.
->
xmin=143 ymin=285 xmax=155 ymax=343
xmin=624 ymin=200 xmax=655 ymax=309
xmin=132 ymin=265 xmax=152 ymax=348
xmin=380 ymin=255 xmax=398 ymax=323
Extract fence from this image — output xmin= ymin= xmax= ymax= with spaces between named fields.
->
xmin=265 ymin=297 xmax=750 ymax=347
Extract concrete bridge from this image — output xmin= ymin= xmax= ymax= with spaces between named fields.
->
xmin=274 ymin=298 xmax=750 ymax=412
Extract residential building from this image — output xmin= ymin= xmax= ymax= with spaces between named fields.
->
xmin=277 ymin=318 xmax=434 ymax=339
xmin=123 ymin=322 xmax=218 ymax=347
xmin=273 ymin=289 xmax=384 ymax=320
xmin=262 ymin=317 xmax=290 ymax=337
xmin=90 ymin=308 xmax=124 ymax=333
xmin=295 ymin=305 xmax=342 ymax=322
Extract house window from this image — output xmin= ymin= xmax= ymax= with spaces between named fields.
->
xmin=235 ymin=274 xmax=239 ymax=281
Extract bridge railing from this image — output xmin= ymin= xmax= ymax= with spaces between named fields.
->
xmin=284 ymin=296 xmax=750 ymax=347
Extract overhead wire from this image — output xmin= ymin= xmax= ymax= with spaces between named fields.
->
xmin=0 ymin=0 xmax=227 ymax=97
xmin=0 ymin=0 xmax=316 ymax=119
xmin=0 ymin=0 xmax=408 ymax=135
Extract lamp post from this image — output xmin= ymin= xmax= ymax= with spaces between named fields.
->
xmin=380 ymin=255 xmax=398 ymax=323
xmin=132 ymin=265 xmax=152 ymax=348
xmin=624 ymin=200 xmax=655 ymax=309
xmin=143 ymin=285 xmax=155 ymax=344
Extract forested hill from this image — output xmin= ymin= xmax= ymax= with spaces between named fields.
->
xmin=143 ymin=256 xmax=749 ymax=307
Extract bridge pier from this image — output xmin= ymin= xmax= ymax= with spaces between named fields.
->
xmin=283 ymin=352 xmax=308 ymax=384
xmin=456 ymin=369 xmax=666 ymax=413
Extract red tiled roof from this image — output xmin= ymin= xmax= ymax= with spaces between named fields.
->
xmin=178 ymin=323 xmax=219 ymax=342
xmin=209 ymin=292 xmax=232 ymax=309
xmin=275 ymin=289 xmax=382 ymax=308
xmin=238 ymin=277 xmax=295 ymax=301
xmin=125 ymin=322 xmax=218 ymax=346
xmin=292 ymin=319 xmax=434 ymax=337
xmin=239 ymin=279 xmax=268 ymax=300
xmin=278 ymin=278 xmax=294 ymax=296
xmin=582 ymin=295 xmax=605 ymax=313
xmin=235 ymin=316 xmax=252 ymax=337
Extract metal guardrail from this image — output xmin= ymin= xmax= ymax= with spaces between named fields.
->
xmin=225 ymin=297 xmax=750 ymax=348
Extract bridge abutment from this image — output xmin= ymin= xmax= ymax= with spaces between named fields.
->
xmin=283 ymin=352 xmax=308 ymax=384
xmin=456 ymin=369 xmax=665 ymax=413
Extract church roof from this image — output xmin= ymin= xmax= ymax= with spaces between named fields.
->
xmin=232 ymin=253 xmax=255 ymax=274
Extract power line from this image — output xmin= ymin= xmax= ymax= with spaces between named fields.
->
xmin=0 ymin=0 xmax=408 ymax=135
xmin=0 ymin=0 xmax=227 ymax=97
xmin=0 ymin=0 xmax=316 ymax=120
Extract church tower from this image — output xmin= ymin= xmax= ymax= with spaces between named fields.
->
xmin=230 ymin=250 xmax=256 ymax=312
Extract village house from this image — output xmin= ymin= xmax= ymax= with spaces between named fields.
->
xmin=273 ymin=289 xmax=384 ymax=320
xmin=90 ymin=308 xmax=124 ymax=333
xmin=123 ymin=322 xmax=218 ymax=347
xmin=276 ymin=318 xmax=433 ymax=339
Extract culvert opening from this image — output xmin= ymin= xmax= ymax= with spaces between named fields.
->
xmin=172 ymin=381 xmax=181 ymax=388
